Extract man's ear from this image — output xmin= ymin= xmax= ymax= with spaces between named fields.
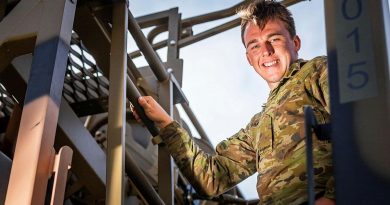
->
xmin=246 ymin=52 xmax=253 ymax=66
xmin=293 ymin=35 xmax=301 ymax=52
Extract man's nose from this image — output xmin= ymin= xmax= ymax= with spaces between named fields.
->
xmin=261 ymin=42 xmax=274 ymax=57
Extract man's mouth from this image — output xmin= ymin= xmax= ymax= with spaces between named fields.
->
xmin=262 ymin=60 xmax=278 ymax=67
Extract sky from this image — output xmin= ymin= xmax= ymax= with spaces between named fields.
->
xmin=128 ymin=0 xmax=389 ymax=200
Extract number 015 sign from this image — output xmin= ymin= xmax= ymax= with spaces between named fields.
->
xmin=336 ymin=0 xmax=378 ymax=103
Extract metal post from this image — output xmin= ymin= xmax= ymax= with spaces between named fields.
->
xmin=2 ymin=103 xmax=22 ymax=158
xmin=156 ymin=9 xmax=181 ymax=204
xmin=167 ymin=8 xmax=180 ymax=63
xmin=50 ymin=146 xmax=73 ymax=205
xmin=106 ymin=1 xmax=128 ymax=204
xmin=158 ymin=78 xmax=174 ymax=205
xmin=325 ymin=0 xmax=390 ymax=204
xmin=4 ymin=0 xmax=76 ymax=204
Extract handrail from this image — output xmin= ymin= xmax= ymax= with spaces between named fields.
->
xmin=128 ymin=11 xmax=169 ymax=82
xmin=145 ymin=0 xmax=306 ymax=43
xmin=129 ymin=18 xmax=240 ymax=59
xmin=179 ymin=2 xmax=245 ymax=28
xmin=146 ymin=1 xmax=248 ymax=43
xmin=125 ymin=73 xmax=160 ymax=136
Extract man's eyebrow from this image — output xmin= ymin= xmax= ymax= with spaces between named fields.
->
xmin=266 ymin=32 xmax=284 ymax=39
xmin=246 ymin=39 xmax=258 ymax=48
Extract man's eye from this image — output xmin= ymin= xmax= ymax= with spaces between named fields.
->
xmin=251 ymin=44 xmax=260 ymax=50
xmin=270 ymin=38 xmax=280 ymax=43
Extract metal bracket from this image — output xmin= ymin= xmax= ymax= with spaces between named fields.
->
xmin=50 ymin=146 xmax=73 ymax=205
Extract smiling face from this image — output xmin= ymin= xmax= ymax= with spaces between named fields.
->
xmin=244 ymin=19 xmax=301 ymax=90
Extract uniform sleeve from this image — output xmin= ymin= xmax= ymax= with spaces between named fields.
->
xmin=318 ymin=59 xmax=330 ymax=114
xmin=159 ymin=119 xmax=257 ymax=197
xmin=306 ymin=56 xmax=330 ymax=114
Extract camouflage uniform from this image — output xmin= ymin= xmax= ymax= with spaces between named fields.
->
xmin=159 ymin=56 xmax=334 ymax=204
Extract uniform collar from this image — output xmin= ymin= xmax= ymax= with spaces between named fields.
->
xmin=269 ymin=59 xmax=307 ymax=95
xmin=282 ymin=59 xmax=307 ymax=81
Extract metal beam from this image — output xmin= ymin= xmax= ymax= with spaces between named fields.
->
xmin=3 ymin=0 xmax=76 ymax=204
xmin=157 ymin=79 xmax=174 ymax=205
xmin=106 ymin=1 xmax=128 ymax=204
xmin=135 ymin=9 xmax=171 ymax=29
xmin=10 ymin=54 xmax=106 ymax=201
xmin=156 ymin=8 xmax=182 ymax=204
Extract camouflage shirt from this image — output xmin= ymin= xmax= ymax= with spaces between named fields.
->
xmin=159 ymin=56 xmax=334 ymax=204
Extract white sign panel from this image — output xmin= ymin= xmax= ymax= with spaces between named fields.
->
xmin=335 ymin=0 xmax=378 ymax=103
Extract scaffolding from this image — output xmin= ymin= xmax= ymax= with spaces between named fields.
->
xmin=0 ymin=0 xmax=389 ymax=204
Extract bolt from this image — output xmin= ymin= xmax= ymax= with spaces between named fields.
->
xmin=169 ymin=40 xmax=176 ymax=46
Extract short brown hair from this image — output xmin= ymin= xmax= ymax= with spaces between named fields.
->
xmin=238 ymin=0 xmax=296 ymax=46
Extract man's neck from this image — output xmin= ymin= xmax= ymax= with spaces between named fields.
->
xmin=268 ymin=82 xmax=280 ymax=90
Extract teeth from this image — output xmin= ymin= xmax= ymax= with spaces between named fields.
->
xmin=263 ymin=60 xmax=277 ymax=67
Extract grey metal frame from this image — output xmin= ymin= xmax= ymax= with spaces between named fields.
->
xmin=325 ymin=0 xmax=390 ymax=204
xmin=0 ymin=0 xmax=77 ymax=204
xmin=106 ymin=1 xmax=128 ymax=204
xmin=1 ymin=53 xmax=107 ymax=201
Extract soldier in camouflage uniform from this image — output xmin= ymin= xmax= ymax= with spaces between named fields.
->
xmin=133 ymin=0 xmax=335 ymax=204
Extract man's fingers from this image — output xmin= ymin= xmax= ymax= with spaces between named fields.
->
xmin=138 ymin=96 xmax=151 ymax=108
xmin=139 ymin=96 xmax=157 ymax=111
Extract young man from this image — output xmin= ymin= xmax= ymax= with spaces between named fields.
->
xmin=133 ymin=0 xmax=334 ymax=204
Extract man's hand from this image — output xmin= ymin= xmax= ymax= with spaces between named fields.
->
xmin=132 ymin=96 xmax=173 ymax=129
xmin=315 ymin=197 xmax=335 ymax=205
